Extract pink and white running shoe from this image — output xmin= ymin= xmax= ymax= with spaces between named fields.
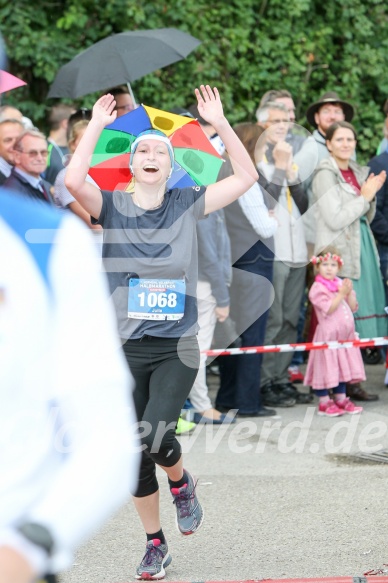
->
xmin=317 ymin=399 xmax=345 ymax=417
xmin=335 ymin=397 xmax=363 ymax=415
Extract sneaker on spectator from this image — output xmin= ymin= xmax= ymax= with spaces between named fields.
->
xmin=335 ymin=397 xmax=363 ymax=415
xmin=317 ymin=399 xmax=345 ymax=417
xmin=135 ymin=539 xmax=172 ymax=580
xmin=170 ymin=470 xmax=204 ymax=535
xmin=175 ymin=417 xmax=196 ymax=435
xmin=288 ymin=365 xmax=304 ymax=384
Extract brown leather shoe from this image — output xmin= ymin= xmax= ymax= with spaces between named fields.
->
xmin=346 ymin=382 xmax=379 ymax=401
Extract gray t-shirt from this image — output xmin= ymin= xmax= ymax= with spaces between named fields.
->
xmin=93 ymin=186 xmax=206 ymax=340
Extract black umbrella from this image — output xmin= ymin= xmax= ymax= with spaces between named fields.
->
xmin=47 ymin=28 xmax=201 ymax=99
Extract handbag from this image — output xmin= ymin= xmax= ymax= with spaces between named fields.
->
xmin=213 ymin=317 xmax=242 ymax=349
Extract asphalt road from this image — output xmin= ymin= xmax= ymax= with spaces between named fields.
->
xmin=61 ymin=360 xmax=388 ymax=583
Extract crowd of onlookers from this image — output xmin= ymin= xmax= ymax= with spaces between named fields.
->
xmin=1 ymin=86 xmax=388 ymax=420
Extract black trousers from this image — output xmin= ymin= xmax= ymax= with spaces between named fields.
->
xmin=123 ymin=335 xmax=199 ymax=497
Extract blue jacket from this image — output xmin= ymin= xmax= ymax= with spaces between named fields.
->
xmin=3 ymin=169 xmax=54 ymax=205
xmin=369 ymin=152 xmax=388 ymax=245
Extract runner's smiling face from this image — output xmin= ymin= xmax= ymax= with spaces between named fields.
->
xmin=132 ymin=139 xmax=172 ymax=184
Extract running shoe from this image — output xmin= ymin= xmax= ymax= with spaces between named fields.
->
xmin=135 ymin=539 xmax=172 ymax=580
xmin=335 ymin=397 xmax=363 ymax=415
xmin=170 ymin=469 xmax=204 ymax=535
xmin=317 ymin=399 xmax=345 ymax=417
xmin=175 ymin=417 xmax=196 ymax=435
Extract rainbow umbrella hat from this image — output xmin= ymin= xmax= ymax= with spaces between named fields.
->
xmin=88 ymin=105 xmax=223 ymax=191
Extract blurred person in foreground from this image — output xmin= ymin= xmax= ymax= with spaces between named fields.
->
xmin=0 ymin=188 xmax=139 ymax=583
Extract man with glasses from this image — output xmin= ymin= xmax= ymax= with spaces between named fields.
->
xmin=256 ymin=101 xmax=311 ymax=408
xmin=107 ymin=85 xmax=136 ymax=117
xmin=3 ymin=130 xmax=54 ymax=204
xmin=257 ymin=89 xmax=307 ymax=155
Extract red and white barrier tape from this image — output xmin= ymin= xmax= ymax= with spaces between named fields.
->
xmin=204 ymin=336 xmax=388 ymax=357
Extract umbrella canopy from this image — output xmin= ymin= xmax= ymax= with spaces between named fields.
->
xmin=47 ymin=28 xmax=201 ymax=99
xmin=88 ymin=105 xmax=223 ymax=191
xmin=0 ymin=70 xmax=26 ymax=94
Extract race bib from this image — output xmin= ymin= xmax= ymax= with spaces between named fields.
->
xmin=128 ymin=278 xmax=185 ymax=320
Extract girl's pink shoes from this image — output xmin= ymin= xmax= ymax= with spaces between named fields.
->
xmin=318 ymin=397 xmax=363 ymax=417
xmin=335 ymin=397 xmax=363 ymax=415
xmin=318 ymin=399 xmax=344 ymax=417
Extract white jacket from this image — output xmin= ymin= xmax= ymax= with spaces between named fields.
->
xmin=258 ymin=161 xmax=307 ymax=265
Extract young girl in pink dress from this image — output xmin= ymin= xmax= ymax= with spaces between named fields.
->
xmin=304 ymin=248 xmax=364 ymax=417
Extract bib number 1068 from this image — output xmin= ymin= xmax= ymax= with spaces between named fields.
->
xmin=137 ymin=291 xmax=178 ymax=309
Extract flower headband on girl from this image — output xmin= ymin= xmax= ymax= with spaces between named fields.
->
xmin=310 ymin=252 xmax=344 ymax=267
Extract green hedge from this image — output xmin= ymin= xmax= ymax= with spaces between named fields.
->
xmin=1 ymin=0 xmax=387 ymax=163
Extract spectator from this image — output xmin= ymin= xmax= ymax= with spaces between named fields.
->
xmin=312 ymin=120 xmax=386 ymax=401
xmin=54 ymin=120 xmax=103 ymax=254
xmin=369 ymin=146 xmax=388 ymax=304
xmin=257 ymin=89 xmax=306 ymax=155
xmin=256 ymin=102 xmax=312 ymax=406
xmin=189 ymin=208 xmax=236 ymax=424
xmin=216 ymin=122 xmax=280 ymax=417
xmin=304 ymin=248 xmax=364 ymax=417
xmin=180 ymin=106 xmax=233 ymax=423
xmin=0 ymin=104 xmax=23 ymax=123
xmin=44 ymin=104 xmax=74 ymax=185
xmin=188 ymin=103 xmax=225 ymax=155
xmin=67 ymin=107 xmax=92 ymax=130
xmin=0 ymin=118 xmax=23 ymax=184
xmin=291 ymin=92 xmax=356 ymax=383
xmin=3 ymin=129 xmax=53 ymax=204
xmin=0 ymin=104 xmax=33 ymax=129
xmin=300 ymin=91 xmax=355 ymax=251
xmin=376 ymin=98 xmax=388 ymax=155
xmin=306 ymin=91 xmax=354 ymax=158
xmin=107 ymin=85 xmax=136 ymax=117
xmin=258 ymin=91 xmax=313 ymax=383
